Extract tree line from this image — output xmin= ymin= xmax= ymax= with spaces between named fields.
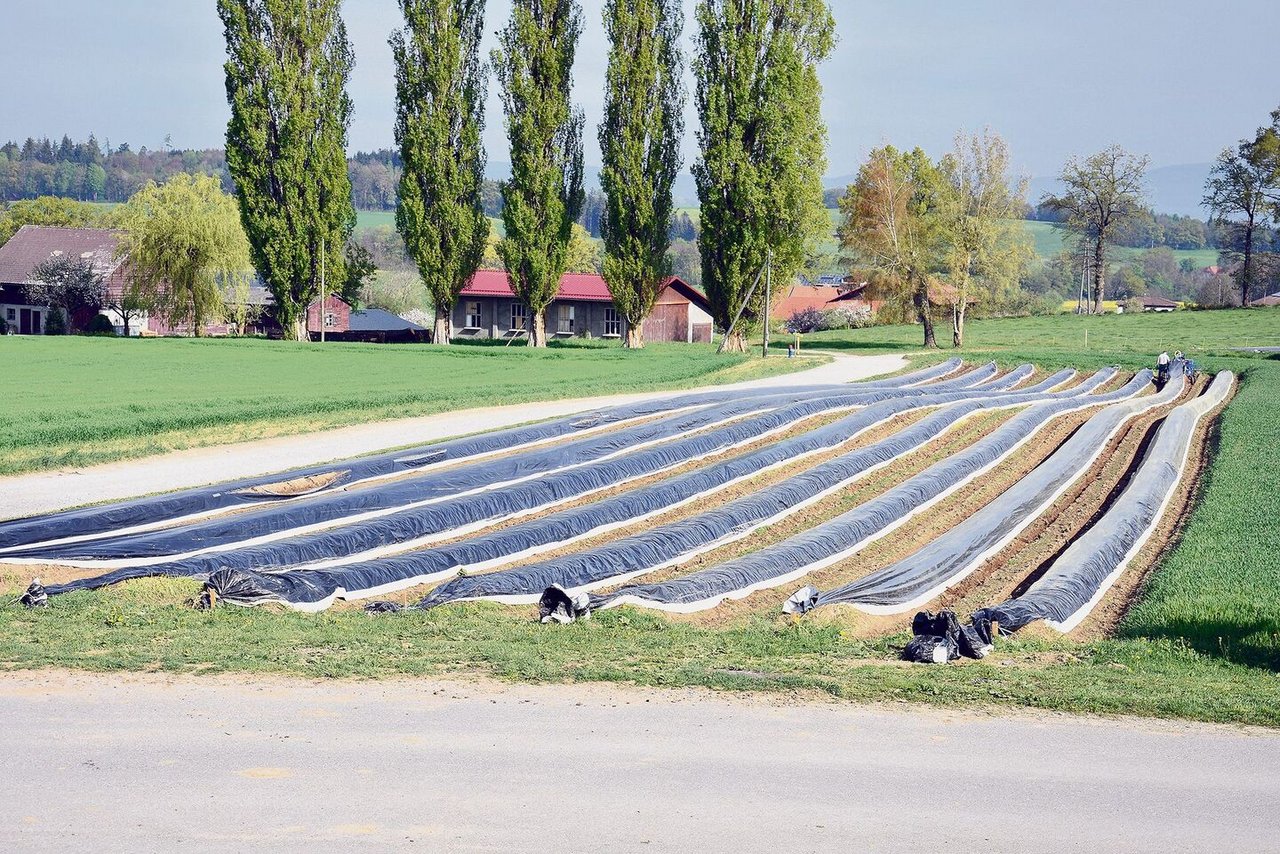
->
xmin=203 ymin=0 xmax=834 ymax=348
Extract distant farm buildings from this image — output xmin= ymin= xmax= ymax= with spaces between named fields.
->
xmin=455 ymin=270 xmax=714 ymax=343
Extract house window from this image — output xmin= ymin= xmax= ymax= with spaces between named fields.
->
xmin=510 ymin=302 xmax=527 ymax=331
xmin=557 ymin=304 xmax=575 ymax=334
xmin=324 ymin=311 xmax=337 ymax=328
xmin=5 ymin=308 xmax=14 ymax=322
xmin=465 ymin=301 xmax=482 ymax=329
xmin=603 ymin=307 xmax=622 ymax=337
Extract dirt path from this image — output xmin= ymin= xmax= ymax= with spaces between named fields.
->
xmin=0 ymin=353 xmax=908 ymax=521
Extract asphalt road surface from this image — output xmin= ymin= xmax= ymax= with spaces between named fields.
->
xmin=1 ymin=671 xmax=1276 ymax=852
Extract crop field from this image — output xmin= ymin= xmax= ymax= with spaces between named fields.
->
xmin=2 ymin=309 xmax=1276 ymax=725
xmin=0 ymin=336 xmax=802 ymax=476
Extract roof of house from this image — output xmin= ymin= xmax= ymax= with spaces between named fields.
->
xmin=0 ymin=226 xmax=127 ymax=292
xmin=1141 ymin=293 xmax=1179 ymax=308
xmin=772 ymin=284 xmax=841 ymax=318
xmin=348 ymin=307 xmax=426 ymax=332
xmin=1249 ymin=292 xmax=1280 ymax=307
xmin=463 ymin=269 xmax=616 ymax=303
xmin=460 ymin=269 xmax=704 ymax=309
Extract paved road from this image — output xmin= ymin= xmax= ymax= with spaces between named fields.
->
xmin=0 ymin=352 xmax=906 ymax=520
xmin=0 ymin=671 xmax=1275 ymax=852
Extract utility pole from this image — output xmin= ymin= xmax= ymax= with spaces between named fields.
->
xmin=761 ymin=249 xmax=772 ymax=358
xmin=319 ymin=237 xmax=326 ymax=344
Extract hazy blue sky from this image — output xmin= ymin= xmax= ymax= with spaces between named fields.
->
xmin=2 ymin=0 xmax=1277 ymax=180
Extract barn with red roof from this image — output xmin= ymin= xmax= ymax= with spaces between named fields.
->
xmin=455 ymin=270 xmax=713 ymax=343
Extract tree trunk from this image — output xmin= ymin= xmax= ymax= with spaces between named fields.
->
xmin=914 ymin=279 xmax=937 ymax=349
xmin=1092 ymin=238 xmax=1106 ymax=314
xmin=624 ymin=324 xmax=644 ymax=349
xmin=433 ymin=306 xmax=452 ymax=345
xmin=720 ymin=328 xmax=747 ymax=352
xmin=527 ymin=311 xmax=547 ymax=347
xmin=1241 ymin=221 xmax=1255 ymax=306
xmin=952 ymin=302 xmax=965 ymax=348
xmin=292 ymin=316 xmax=307 ymax=342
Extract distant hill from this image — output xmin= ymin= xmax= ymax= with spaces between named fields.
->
xmin=1028 ymin=162 xmax=1213 ymax=219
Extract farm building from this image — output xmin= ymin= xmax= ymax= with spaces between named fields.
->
xmin=0 ymin=225 xmax=127 ymax=334
xmin=0 ymin=226 xmax=423 ymax=341
xmin=1140 ymin=294 xmax=1179 ymax=312
xmin=1249 ymin=292 xmax=1280 ymax=307
xmin=305 ymin=294 xmax=428 ymax=343
xmin=454 ymin=270 xmax=713 ymax=343
xmin=771 ymin=280 xmax=878 ymax=320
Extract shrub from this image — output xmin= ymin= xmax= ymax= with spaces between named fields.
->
xmin=85 ymin=314 xmax=117 ymax=336
xmin=819 ymin=306 xmax=873 ymax=330
xmin=784 ymin=306 xmax=825 ymax=333
xmin=43 ymin=308 xmax=66 ymax=335
xmin=1122 ymin=297 xmax=1145 ymax=315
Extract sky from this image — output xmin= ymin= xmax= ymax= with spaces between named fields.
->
xmin=2 ymin=0 xmax=1278 ymax=183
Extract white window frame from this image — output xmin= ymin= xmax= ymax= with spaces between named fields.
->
xmin=557 ymin=304 xmax=575 ymax=335
xmin=465 ymin=301 xmax=482 ymax=329
xmin=324 ymin=311 xmax=337 ymax=328
xmin=510 ymin=302 xmax=527 ymax=332
xmin=603 ymin=307 xmax=622 ymax=337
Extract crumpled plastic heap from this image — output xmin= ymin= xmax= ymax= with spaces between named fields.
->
xmin=0 ymin=357 xmax=964 ymax=554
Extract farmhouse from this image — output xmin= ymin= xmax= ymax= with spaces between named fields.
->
xmin=0 ymin=225 xmax=127 ymax=334
xmin=0 ymin=225 xmax=425 ymax=340
xmin=454 ymin=270 xmax=713 ymax=343
xmin=1249 ymin=292 xmax=1280 ymax=307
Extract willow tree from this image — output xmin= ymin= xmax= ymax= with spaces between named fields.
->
xmin=1041 ymin=145 xmax=1148 ymax=314
xmin=693 ymin=0 xmax=835 ymax=352
xmin=219 ymin=0 xmax=356 ymax=340
xmin=939 ymin=130 xmax=1032 ymax=347
xmin=114 ymin=173 xmax=252 ymax=336
xmin=392 ymin=0 xmax=489 ymax=345
xmin=493 ymin=0 xmax=585 ymax=347
xmin=599 ymin=0 xmax=684 ymax=349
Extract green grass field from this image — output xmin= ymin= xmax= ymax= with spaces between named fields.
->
xmin=2 ymin=311 xmax=1278 ymax=725
xmin=1020 ymin=220 xmax=1220 ymax=269
xmin=355 ymin=210 xmax=505 ymax=239
xmin=0 ymin=336 xmax=804 ymax=476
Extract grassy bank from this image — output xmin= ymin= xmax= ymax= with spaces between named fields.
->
xmin=2 ymin=310 xmax=1278 ymax=726
xmin=0 ymin=336 xmax=808 ymax=475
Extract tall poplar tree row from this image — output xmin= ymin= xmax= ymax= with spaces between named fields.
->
xmin=391 ymin=0 xmax=489 ymax=345
xmin=598 ymin=0 xmax=685 ymax=349
xmin=219 ymin=0 xmax=356 ymax=341
xmin=492 ymin=0 xmax=586 ymax=347
xmin=693 ymin=0 xmax=835 ymax=352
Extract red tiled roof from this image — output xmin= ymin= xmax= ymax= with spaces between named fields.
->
xmin=0 ymin=226 xmax=128 ymax=292
xmin=771 ymin=284 xmax=843 ymax=318
xmin=463 ymin=269 xmax=616 ymax=303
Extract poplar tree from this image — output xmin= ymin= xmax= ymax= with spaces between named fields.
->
xmin=219 ymin=0 xmax=356 ymax=341
xmin=693 ymin=0 xmax=835 ymax=352
xmin=392 ymin=0 xmax=489 ymax=345
xmin=599 ymin=0 xmax=684 ymax=349
xmin=492 ymin=0 xmax=586 ymax=347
